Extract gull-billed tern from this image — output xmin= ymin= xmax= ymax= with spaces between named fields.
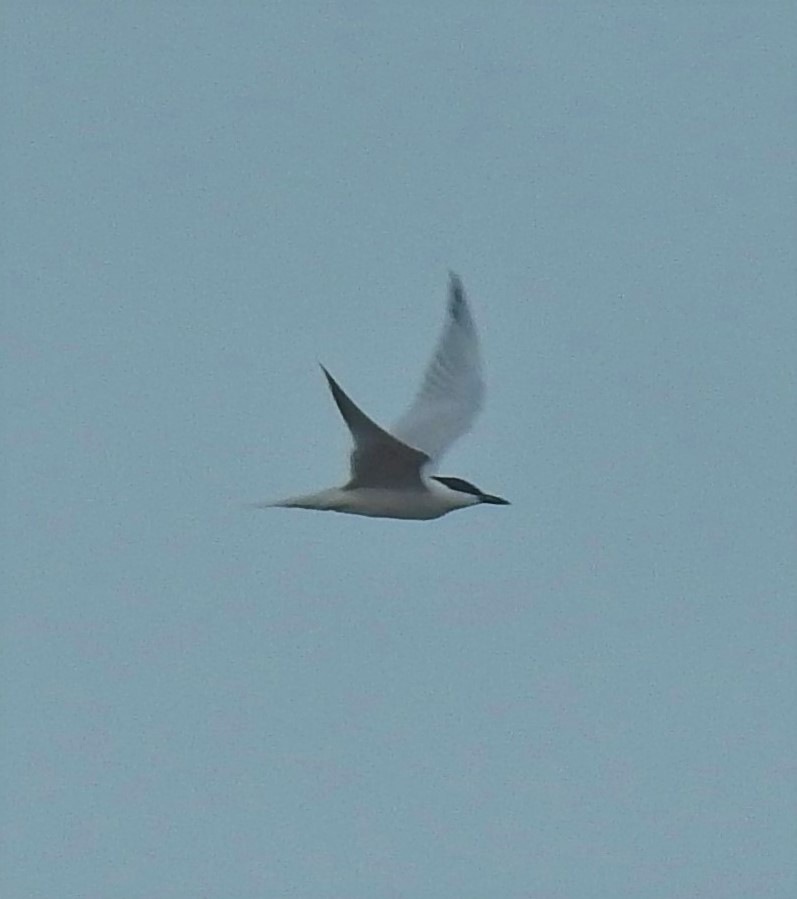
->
xmin=256 ymin=273 xmax=509 ymax=519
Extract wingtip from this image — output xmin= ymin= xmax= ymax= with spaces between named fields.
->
xmin=318 ymin=363 xmax=346 ymax=404
xmin=447 ymin=271 xmax=466 ymax=318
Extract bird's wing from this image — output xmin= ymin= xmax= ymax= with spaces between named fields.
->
xmin=320 ymin=366 xmax=429 ymax=488
xmin=391 ymin=272 xmax=484 ymax=460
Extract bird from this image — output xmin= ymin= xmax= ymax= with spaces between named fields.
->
xmin=255 ymin=273 xmax=509 ymax=520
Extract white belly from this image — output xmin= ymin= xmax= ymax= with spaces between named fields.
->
xmin=265 ymin=482 xmax=478 ymax=520
xmin=330 ymin=487 xmax=455 ymax=520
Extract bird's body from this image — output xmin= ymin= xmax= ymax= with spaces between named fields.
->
xmin=256 ymin=274 xmax=508 ymax=520
xmin=266 ymin=481 xmax=483 ymax=520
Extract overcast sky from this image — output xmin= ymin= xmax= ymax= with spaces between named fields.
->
xmin=4 ymin=3 xmax=796 ymax=898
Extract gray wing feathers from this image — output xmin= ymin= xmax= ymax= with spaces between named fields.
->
xmin=320 ymin=366 xmax=428 ymax=488
xmin=391 ymin=273 xmax=484 ymax=460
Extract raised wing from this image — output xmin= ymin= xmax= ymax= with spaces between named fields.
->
xmin=391 ymin=273 xmax=484 ymax=460
xmin=320 ymin=366 xmax=429 ymax=488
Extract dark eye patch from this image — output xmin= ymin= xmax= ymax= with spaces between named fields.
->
xmin=431 ymin=476 xmax=483 ymax=497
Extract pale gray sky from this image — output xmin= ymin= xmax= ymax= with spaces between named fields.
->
xmin=4 ymin=4 xmax=796 ymax=898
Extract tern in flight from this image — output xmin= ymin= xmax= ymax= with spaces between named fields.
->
xmin=256 ymin=273 xmax=509 ymax=519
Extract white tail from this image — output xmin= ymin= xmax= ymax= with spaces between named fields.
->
xmin=250 ymin=488 xmax=347 ymax=512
